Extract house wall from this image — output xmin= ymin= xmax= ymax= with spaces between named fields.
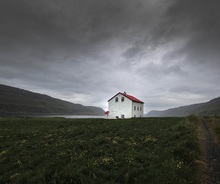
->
xmin=132 ymin=102 xmax=144 ymax=117
xmin=108 ymin=94 xmax=144 ymax=119
xmin=108 ymin=93 xmax=132 ymax=119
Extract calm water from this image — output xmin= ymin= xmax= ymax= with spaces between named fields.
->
xmin=24 ymin=115 xmax=106 ymax=119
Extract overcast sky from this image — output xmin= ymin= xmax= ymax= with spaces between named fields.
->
xmin=1 ymin=0 xmax=220 ymax=113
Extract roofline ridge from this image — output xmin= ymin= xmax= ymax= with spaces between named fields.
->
xmin=108 ymin=92 xmax=144 ymax=103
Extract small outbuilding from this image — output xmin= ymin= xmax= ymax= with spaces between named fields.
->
xmin=107 ymin=92 xmax=144 ymax=119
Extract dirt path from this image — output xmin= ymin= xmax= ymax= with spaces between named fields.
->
xmin=199 ymin=118 xmax=220 ymax=184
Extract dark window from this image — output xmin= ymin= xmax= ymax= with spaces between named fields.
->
xmin=115 ymin=97 xmax=118 ymax=102
xmin=134 ymin=106 xmax=136 ymax=111
xmin=121 ymin=97 xmax=124 ymax=102
xmin=137 ymin=107 xmax=139 ymax=111
xmin=140 ymin=107 xmax=142 ymax=111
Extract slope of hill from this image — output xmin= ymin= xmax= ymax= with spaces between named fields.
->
xmin=0 ymin=84 xmax=104 ymax=116
xmin=147 ymin=97 xmax=220 ymax=117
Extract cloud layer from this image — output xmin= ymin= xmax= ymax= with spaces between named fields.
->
xmin=0 ymin=0 xmax=220 ymax=112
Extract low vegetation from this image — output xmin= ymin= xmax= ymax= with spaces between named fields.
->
xmin=213 ymin=116 xmax=220 ymax=143
xmin=0 ymin=117 xmax=199 ymax=183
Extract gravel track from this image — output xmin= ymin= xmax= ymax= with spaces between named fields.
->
xmin=200 ymin=119 xmax=220 ymax=184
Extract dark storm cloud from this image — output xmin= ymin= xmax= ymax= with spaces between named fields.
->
xmin=158 ymin=0 xmax=220 ymax=66
xmin=0 ymin=0 xmax=220 ymax=112
xmin=137 ymin=0 xmax=220 ymax=111
xmin=128 ymin=0 xmax=220 ymax=67
xmin=0 ymin=0 xmax=155 ymax=45
xmin=0 ymin=0 xmax=159 ymax=79
xmin=0 ymin=0 xmax=159 ymax=72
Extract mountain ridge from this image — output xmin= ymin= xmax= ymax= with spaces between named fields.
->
xmin=0 ymin=84 xmax=104 ymax=116
xmin=146 ymin=96 xmax=220 ymax=117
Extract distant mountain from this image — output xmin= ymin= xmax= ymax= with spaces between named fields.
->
xmin=146 ymin=97 xmax=220 ymax=117
xmin=0 ymin=84 xmax=104 ymax=116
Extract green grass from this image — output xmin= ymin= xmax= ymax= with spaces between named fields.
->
xmin=0 ymin=117 xmax=199 ymax=184
xmin=213 ymin=117 xmax=220 ymax=143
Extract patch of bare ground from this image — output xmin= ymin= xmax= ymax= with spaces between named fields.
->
xmin=198 ymin=117 xmax=220 ymax=184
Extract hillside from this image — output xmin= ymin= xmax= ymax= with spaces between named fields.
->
xmin=147 ymin=97 xmax=220 ymax=117
xmin=0 ymin=84 xmax=104 ymax=116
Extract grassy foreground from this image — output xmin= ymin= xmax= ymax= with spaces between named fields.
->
xmin=0 ymin=117 xmax=199 ymax=184
xmin=212 ymin=116 xmax=220 ymax=143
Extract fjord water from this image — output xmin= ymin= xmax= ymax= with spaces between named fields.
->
xmin=24 ymin=115 xmax=106 ymax=118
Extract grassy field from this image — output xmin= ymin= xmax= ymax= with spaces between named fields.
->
xmin=212 ymin=116 xmax=220 ymax=143
xmin=0 ymin=117 xmax=199 ymax=184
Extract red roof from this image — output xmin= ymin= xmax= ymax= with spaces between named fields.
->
xmin=108 ymin=92 xmax=144 ymax=103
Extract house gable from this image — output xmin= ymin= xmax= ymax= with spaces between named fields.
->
xmin=108 ymin=92 xmax=144 ymax=104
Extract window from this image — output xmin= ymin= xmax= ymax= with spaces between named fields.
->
xmin=115 ymin=97 xmax=118 ymax=102
xmin=137 ymin=107 xmax=139 ymax=111
xmin=134 ymin=106 xmax=136 ymax=111
xmin=140 ymin=107 xmax=142 ymax=111
xmin=121 ymin=97 xmax=124 ymax=102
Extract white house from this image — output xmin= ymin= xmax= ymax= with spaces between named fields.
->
xmin=107 ymin=92 xmax=144 ymax=119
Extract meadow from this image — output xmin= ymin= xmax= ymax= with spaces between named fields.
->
xmin=212 ymin=116 xmax=220 ymax=142
xmin=0 ymin=117 xmax=199 ymax=184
